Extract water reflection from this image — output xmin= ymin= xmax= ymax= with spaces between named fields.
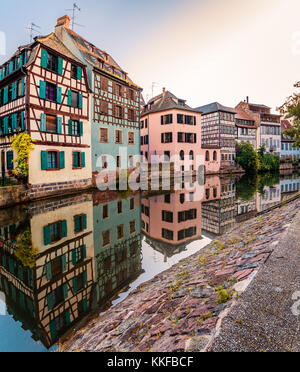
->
xmin=0 ymin=172 xmax=299 ymax=351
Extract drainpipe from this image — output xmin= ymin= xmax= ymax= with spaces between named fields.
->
xmin=20 ymin=65 xmax=27 ymax=132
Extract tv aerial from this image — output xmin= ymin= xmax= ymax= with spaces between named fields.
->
xmin=25 ymin=23 xmax=41 ymax=42
xmin=66 ymin=3 xmax=85 ymax=30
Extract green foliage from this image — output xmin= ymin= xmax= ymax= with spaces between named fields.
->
xmin=236 ymin=142 xmax=260 ymax=173
xmin=258 ymin=146 xmax=280 ymax=172
xmin=15 ymin=228 xmax=39 ymax=269
xmin=236 ymin=173 xmax=259 ymax=201
xmin=216 ymin=286 xmax=233 ymax=304
xmin=11 ymin=133 xmax=35 ymax=179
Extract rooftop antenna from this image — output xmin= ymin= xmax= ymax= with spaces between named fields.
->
xmin=25 ymin=23 xmax=41 ymax=42
xmin=66 ymin=3 xmax=85 ymax=30
xmin=151 ymin=82 xmax=158 ymax=98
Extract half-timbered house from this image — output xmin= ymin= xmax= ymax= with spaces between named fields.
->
xmin=0 ymin=32 xmax=92 ymax=197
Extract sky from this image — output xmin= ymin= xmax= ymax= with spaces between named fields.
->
xmin=0 ymin=0 xmax=300 ymax=111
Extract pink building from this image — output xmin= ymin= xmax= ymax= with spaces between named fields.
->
xmin=141 ymin=89 xmax=220 ymax=173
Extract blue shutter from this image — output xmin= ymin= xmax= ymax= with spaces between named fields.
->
xmin=9 ymin=257 xmax=14 ymax=274
xmin=59 ymin=151 xmax=65 ymax=169
xmin=68 ymin=90 xmax=72 ymax=106
xmin=50 ymin=320 xmax=57 ymax=340
xmin=21 ymin=111 xmax=25 ymax=131
xmin=72 ymin=250 xmax=77 ymax=266
xmin=74 ymin=215 xmax=80 ymax=231
xmin=46 ymin=262 xmax=52 ymax=281
xmin=81 ymin=152 xmax=85 ymax=168
xmin=40 ymin=113 xmax=46 ymax=132
xmin=9 ymin=61 xmax=13 ymax=74
xmin=3 ymin=87 xmax=8 ymax=104
xmin=77 ymin=67 xmax=82 ymax=80
xmin=82 ymin=299 xmax=87 ymax=312
xmin=11 ymin=82 xmax=16 ymax=100
xmin=73 ymin=277 xmax=77 ymax=294
xmin=61 ymin=220 xmax=67 ymax=238
xmin=3 ymin=116 xmax=8 ymax=134
xmin=82 ymin=245 xmax=87 ymax=259
xmin=57 ymin=117 xmax=62 ymax=134
xmin=21 ymin=77 xmax=25 ymax=97
xmin=56 ymin=86 xmax=62 ymax=104
xmin=65 ymin=309 xmax=71 ymax=326
xmin=83 ymin=215 xmax=87 ymax=230
xmin=47 ymin=293 xmax=54 ymax=310
xmin=19 ymin=54 xmax=23 ymax=68
xmin=41 ymin=151 xmax=47 ymax=170
xmin=6 ymin=151 xmax=14 ymax=170
xmin=44 ymin=225 xmax=51 ymax=245
xmin=40 ymin=80 xmax=46 ymax=99
xmin=61 ymin=254 xmax=67 ymax=272
xmin=41 ymin=49 xmax=48 ymax=68
xmin=63 ymin=284 xmax=68 ymax=299
xmin=68 ymin=120 xmax=73 ymax=135
xmin=73 ymin=152 xmax=78 ymax=169
xmin=12 ymin=114 xmax=17 ymax=132
xmin=78 ymin=93 xmax=83 ymax=109
xmin=57 ymin=58 xmax=63 ymax=75
xmin=79 ymin=121 xmax=83 ymax=136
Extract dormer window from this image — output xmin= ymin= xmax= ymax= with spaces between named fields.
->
xmin=178 ymin=100 xmax=185 ymax=106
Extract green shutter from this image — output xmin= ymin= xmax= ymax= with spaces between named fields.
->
xmin=12 ymin=113 xmax=17 ymax=131
xmin=21 ymin=77 xmax=25 ymax=96
xmin=68 ymin=90 xmax=72 ymax=106
xmin=21 ymin=111 xmax=25 ymax=130
xmin=56 ymin=86 xmax=62 ymax=104
xmin=3 ymin=87 xmax=8 ymax=104
xmin=40 ymin=113 xmax=46 ymax=132
xmin=46 ymin=262 xmax=52 ymax=281
xmin=57 ymin=58 xmax=63 ymax=75
xmin=19 ymin=292 xmax=25 ymax=309
xmin=43 ymin=225 xmax=50 ymax=246
xmin=61 ymin=254 xmax=67 ymax=272
xmin=68 ymin=120 xmax=73 ymax=135
xmin=73 ymin=277 xmax=77 ymax=294
xmin=11 ymin=286 xmax=17 ymax=302
xmin=19 ymin=54 xmax=23 ymax=68
xmin=65 ymin=309 xmax=71 ymax=326
xmin=41 ymin=151 xmax=47 ymax=170
xmin=81 ymin=152 xmax=85 ymax=168
xmin=47 ymin=293 xmax=54 ymax=310
xmin=6 ymin=151 xmax=14 ymax=170
xmin=57 ymin=117 xmax=62 ymax=134
xmin=9 ymin=257 xmax=14 ymax=274
xmin=9 ymin=61 xmax=13 ymax=74
xmin=59 ymin=151 xmax=65 ymax=169
xmin=40 ymin=80 xmax=46 ymax=99
xmin=63 ymin=283 xmax=68 ymax=299
xmin=74 ymin=215 xmax=80 ymax=232
xmin=41 ymin=49 xmax=48 ymax=68
xmin=79 ymin=121 xmax=83 ymax=136
xmin=72 ymin=250 xmax=77 ymax=266
xmin=61 ymin=220 xmax=67 ymax=238
xmin=78 ymin=93 xmax=83 ymax=109
xmin=11 ymin=82 xmax=16 ymax=100
xmin=77 ymin=67 xmax=82 ymax=80
xmin=73 ymin=152 xmax=79 ymax=169
xmin=82 ymin=299 xmax=87 ymax=312
xmin=3 ymin=116 xmax=8 ymax=134
xmin=83 ymin=272 xmax=87 ymax=286
xmin=83 ymin=214 xmax=87 ymax=230
xmin=82 ymin=245 xmax=87 ymax=259
xmin=18 ymin=265 xmax=24 ymax=281
xmin=50 ymin=320 xmax=57 ymax=340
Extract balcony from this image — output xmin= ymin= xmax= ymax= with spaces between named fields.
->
xmin=260 ymin=113 xmax=280 ymax=124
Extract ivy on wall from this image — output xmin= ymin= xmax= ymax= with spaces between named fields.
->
xmin=11 ymin=133 xmax=35 ymax=179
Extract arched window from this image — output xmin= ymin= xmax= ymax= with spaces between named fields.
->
xmin=180 ymin=193 xmax=185 ymax=204
xmin=180 ymin=150 xmax=184 ymax=161
xmin=189 ymin=150 xmax=194 ymax=160
xmin=205 ymin=189 xmax=210 ymax=200
xmin=213 ymin=188 xmax=217 ymax=198
xmin=205 ymin=151 xmax=210 ymax=161
xmin=213 ymin=151 xmax=217 ymax=161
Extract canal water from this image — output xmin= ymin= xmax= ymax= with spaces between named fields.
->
xmin=0 ymin=172 xmax=299 ymax=352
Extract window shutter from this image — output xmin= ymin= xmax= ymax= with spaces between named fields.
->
xmin=40 ymin=80 xmax=46 ymax=99
xmin=83 ymin=272 xmax=87 ymax=286
xmin=81 ymin=152 xmax=85 ymax=168
xmin=3 ymin=87 xmax=8 ymax=104
xmin=83 ymin=215 xmax=87 ymax=230
xmin=68 ymin=119 xmax=73 ymax=135
xmin=72 ymin=250 xmax=77 ymax=265
xmin=161 ymin=133 xmax=164 ymax=143
xmin=79 ymin=121 xmax=83 ymax=136
xmin=65 ymin=309 xmax=71 ymax=326
xmin=57 ymin=58 xmax=63 ymax=75
xmin=61 ymin=220 xmax=67 ymax=238
xmin=9 ymin=61 xmax=13 ymax=74
xmin=63 ymin=283 xmax=68 ymax=299
xmin=68 ymin=90 xmax=72 ymax=106
xmin=73 ymin=277 xmax=77 ymax=294
xmin=78 ymin=93 xmax=83 ymax=109
xmin=73 ymin=152 xmax=78 ymax=169
xmin=41 ymin=151 xmax=47 ymax=170
xmin=82 ymin=245 xmax=87 ymax=259
xmin=11 ymin=82 xmax=15 ymax=100
xmin=61 ymin=254 xmax=67 ymax=272
xmin=50 ymin=320 xmax=57 ymax=340
xmin=8 ymin=257 xmax=14 ymax=274
xmin=43 ymin=225 xmax=50 ymax=245
xmin=6 ymin=151 xmax=14 ymax=170
xmin=161 ymin=116 xmax=164 ymax=125
xmin=19 ymin=54 xmax=23 ymax=68
xmin=82 ymin=299 xmax=87 ymax=312
xmin=41 ymin=49 xmax=48 ymax=68
xmin=47 ymin=293 xmax=54 ymax=310
xmin=3 ymin=116 xmax=8 ymax=134
xmin=18 ymin=265 xmax=24 ymax=281
xmin=59 ymin=151 xmax=65 ymax=169
xmin=12 ymin=113 xmax=17 ymax=132
xmin=46 ymin=262 xmax=52 ymax=281
xmin=77 ymin=66 xmax=82 ymax=80
xmin=40 ymin=113 xmax=46 ymax=132
xmin=56 ymin=86 xmax=62 ymax=104
xmin=57 ymin=117 xmax=62 ymax=134
xmin=19 ymin=292 xmax=25 ymax=309
xmin=21 ymin=78 xmax=25 ymax=97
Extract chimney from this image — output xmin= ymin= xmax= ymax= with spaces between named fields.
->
xmin=246 ymin=96 xmax=249 ymax=103
xmin=162 ymin=87 xmax=166 ymax=96
xmin=56 ymin=15 xmax=70 ymax=29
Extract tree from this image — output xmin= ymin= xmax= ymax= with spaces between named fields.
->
xmin=236 ymin=142 xmax=260 ymax=173
xmin=279 ymin=82 xmax=300 ymax=148
xmin=258 ymin=146 xmax=280 ymax=172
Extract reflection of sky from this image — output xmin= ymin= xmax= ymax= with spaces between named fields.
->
xmin=0 ymin=313 xmax=46 ymax=352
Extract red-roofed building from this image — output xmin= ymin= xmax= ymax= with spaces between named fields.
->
xmin=235 ymin=107 xmax=257 ymax=149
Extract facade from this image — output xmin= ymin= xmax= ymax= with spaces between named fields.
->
xmin=54 ymin=16 xmax=142 ymax=182
xmin=195 ymin=102 xmax=236 ymax=168
xmin=281 ymin=120 xmax=300 ymax=161
xmin=235 ymin=107 xmax=257 ymax=149
xmin=236 ymin=99 xmax=281 ymax=156
xmin=141 ymin=89 xmax=220 ymax=173
xmin=0 ymin=33 xmax=92 ymax=196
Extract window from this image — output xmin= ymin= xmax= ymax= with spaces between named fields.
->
xmin=74 ymin=214 xmax=86 ymax=233
xmin=128 ymin=109 xmax=135 ymax=121
xmin=129 ymin=155 xmax=134 ymax=168
xmin=116 ymin=84 xmax=122 ymax=96
xmin=189 ymin=150 xmax=194 ymax=160
xmin=206 ymin=189 xmax=210 ymax=199
xmin=117 ymin=225 xmax=124 ymax=240
xmin=45 ymin=82 xmax=57 ymax=102
xmin=164 ymin=194 xmax=171 ymax=203
xmin=206 ymin=151 xmax=210 ymax=161
xmin=213 ymin=151 xmax=217 ymax=161
xmin=45 ymin=115 xmax=57 ymax=133
xmin=180 ymin=150 xmax=184 ymax=161
xmin=130 ymin=198 xmax=135 ymax=210
xmin=161 ymin=132 xmax=172 ymax=143
xmin=128 ymin=132 xmax=135 ymax=145
xmin=115 ymin=130 xmax=123 ymax=144
xmin=102 ymin=230 xmax=111 ymax=247
xmin=116 ymin=155 xmax=121 ymax=168
xmin=71 ymin=64 xmax=78 ymax=79
xmin=47 ymin=53 xmax=58 ymax=73
xmin=162 ymin=228 xmax=173 ymax=241
xmin=71 ymin=91 xmax=79 ymax=107
xmin=117 ymin=201 xmax=123 ymax=214
xmin=49 ymin=223 xmax=62 ymax=244
xmin=102 ymin=155 xmax=108 ymax=169
xmin=129 ymin=89 xmax=134 ymax=100
xmin=177 ymin=114 xmax=184 ymax=124
xmin=116 ymin=105 xmax=123 ymax=118
xmin=162 ymin=210 xmax=173 ymax=223
xmin=47 ymin=151 xmax=58 ymax=169
xmin=100 ymin=128 xmax=109 ymax=143
xmin=103 ymin=205 xmax=109 ymax=219
xmin=130 ymin=220 xmax=136 ymax=234
xmin=161 ymin=114 xmax=173 ymax=125
xmin=73 ymin=151 xmax=84 ymax=168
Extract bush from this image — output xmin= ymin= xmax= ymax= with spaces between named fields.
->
xmin=236 ymin=142 xmax=260 ymax=173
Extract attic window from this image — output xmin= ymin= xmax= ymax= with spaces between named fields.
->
xmin=178 ymin=100 xmax=185 ymax=106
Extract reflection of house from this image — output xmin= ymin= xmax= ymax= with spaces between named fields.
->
xmin=280 ymin=175 xmax=300 ymax=194
xmin=256 ymin=184 xmax=281 ymax=212
xmin=141 ymin=189 xmax=203 ymax=260
xmin=0 ymin=193 xmax=95 ymax=349
xmin=92 ymin=192 xmax=142 ymax=308
xmin=281 ymin=120 xmax=300 ymax=161
xmin=202 ymin=178 xmax=236 ymax=235
xmin=235 ymin=198 xmax=257 ymax=223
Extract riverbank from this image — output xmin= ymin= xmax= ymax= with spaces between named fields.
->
xmin=60 ymin=194 xmax=300 ymax=352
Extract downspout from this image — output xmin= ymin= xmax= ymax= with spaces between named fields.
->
xmin=20 ymin=65 xmax=27 ymax=132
